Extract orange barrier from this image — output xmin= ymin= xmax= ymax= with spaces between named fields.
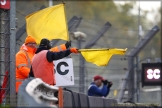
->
xmin=58 ymin=87 xmax=63 ymax=108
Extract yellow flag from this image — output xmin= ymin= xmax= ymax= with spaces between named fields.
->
xmin=26 ymin=4 xmax=69 ymax=44
xmin=80 ymin=48 xmax=127 ymax=66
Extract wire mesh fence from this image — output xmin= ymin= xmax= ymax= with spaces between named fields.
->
xmin=0 ymin=9 xmax=10 ymax=105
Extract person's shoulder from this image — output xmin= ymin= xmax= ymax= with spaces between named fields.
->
xmin=89 ymin=83 xmax=98 ymax=89
xmin=16 ymin=50 xmax=26 ymax=55
xmin=46 ymin=50 xmax=53 ymax=55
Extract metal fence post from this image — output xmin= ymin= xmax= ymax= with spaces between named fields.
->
xmin=78 ymin=38 xmax=85 ymax=93
xmin=10 ymin=0 xmax=16 ymax=107
xmin=136 ymin=56 xmax=140 ymax=102
xmin=127 ymin=56 xmax=134 ymax=102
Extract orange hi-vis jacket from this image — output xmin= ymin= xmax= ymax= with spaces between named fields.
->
xmin=31 ymin=44 xmax=67 ymax=85
xmin=16 ymin=44 xmax=36 ymax=93
xmin=32 ymin=50 xmax=55 ymax=85
xmin=15 ymin=44 xmax=67 ymax=92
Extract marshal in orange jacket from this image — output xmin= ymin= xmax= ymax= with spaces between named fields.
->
xmin=16 ymin=36 xmax=37 ymax=93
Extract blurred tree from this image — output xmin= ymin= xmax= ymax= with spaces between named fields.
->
xmin=139 ymin=7 xmax=161 ymax=60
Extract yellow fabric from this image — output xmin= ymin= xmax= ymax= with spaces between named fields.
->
xmin=26 ymin=4 xmax=69 ymax=44
xmin=80 ymin=48 xmax=127 ymax=66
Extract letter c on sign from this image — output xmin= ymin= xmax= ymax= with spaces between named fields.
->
xmin=57 ymin=62 xmax=69 ymax=75
xmin=153 ymin=69 xmax=160 ymax=79
xmin=1 ymin=0 xmax=6 ymax=5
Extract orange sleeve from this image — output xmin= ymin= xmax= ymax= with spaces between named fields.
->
xmin=50 ymin=44 xmax=67 ymax=52
xmin=50 ymin=46 xmax=59 ymax=52
xmin=18 ymin=67 xmax=30 ymax=78
xmin=16 ymin=52 xmax=30 ymax=78
xmin=60 ymin=44 xmax=66 ymax=51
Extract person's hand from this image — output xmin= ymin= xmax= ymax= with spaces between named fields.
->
xmin=107 ymin=81 xmax=113 ymax=88
xmin=102 ymin=79 xmax=108 ymax=85
xmin=70 ymin=48 xmax=78 ymax=53
xmin=65 ymin=41 xmax=71 ymax=48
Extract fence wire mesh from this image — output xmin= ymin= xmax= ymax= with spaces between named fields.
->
xmin=0 ymin=9 xmax=10 ymax=105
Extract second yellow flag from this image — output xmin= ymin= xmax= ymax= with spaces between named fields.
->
xmin=80 ymin=48 xmax=127 ymax=66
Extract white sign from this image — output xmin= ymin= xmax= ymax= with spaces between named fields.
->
xmin=53 ymin=58 xmax=74 ymax=86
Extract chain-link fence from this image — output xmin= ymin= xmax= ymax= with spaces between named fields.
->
xmin=0 ymin=9 xmax=10 ymax=105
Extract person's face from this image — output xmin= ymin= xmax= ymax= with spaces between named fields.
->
xmin=26 ymin=42 xmax=37 ymax=48
xmin=95 ymin=79 xmax=102 ymax=87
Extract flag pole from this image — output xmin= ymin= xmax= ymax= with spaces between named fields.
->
xmin=62 ymin=2 xmax=70 ymax=41
xmin=79 ymin=48 xmax=127 ymax=52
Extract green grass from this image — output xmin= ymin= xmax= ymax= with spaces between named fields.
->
xmin=0 ymin=104 xmax=10 ymax=108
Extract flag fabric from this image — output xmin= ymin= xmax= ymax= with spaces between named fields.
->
xmin=80 ymin=48 xmax=127 ymax=66
xmin=26 ymin=4 xmax=69 ymax=44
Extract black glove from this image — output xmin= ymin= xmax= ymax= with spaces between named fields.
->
xmin=65 ymin=41 xmax=71 ymax=48
xmin=102 ymin=80 xmax=108 ymax=85
xmin=107 ymin=81 xmax=113 ymax=88
xmin=54 ymin=91 xmax=58 ymax=97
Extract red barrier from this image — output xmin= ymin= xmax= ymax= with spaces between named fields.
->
xmin=0 ymin=71 xmax=9 ymax=104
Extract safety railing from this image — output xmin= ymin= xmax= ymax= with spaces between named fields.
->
xmin=17 ymin=78 xmax=118 ymax=108
xmin=17 ymin=78 xmax=161 ymax=108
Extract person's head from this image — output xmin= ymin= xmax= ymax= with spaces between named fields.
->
xmin=39 ymin=38 xmax=52 ymax=49
xmin=25 ymin=36 xmax=37 ymax=48
xmin=93 ymin=75 xmax=104 ymax=87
